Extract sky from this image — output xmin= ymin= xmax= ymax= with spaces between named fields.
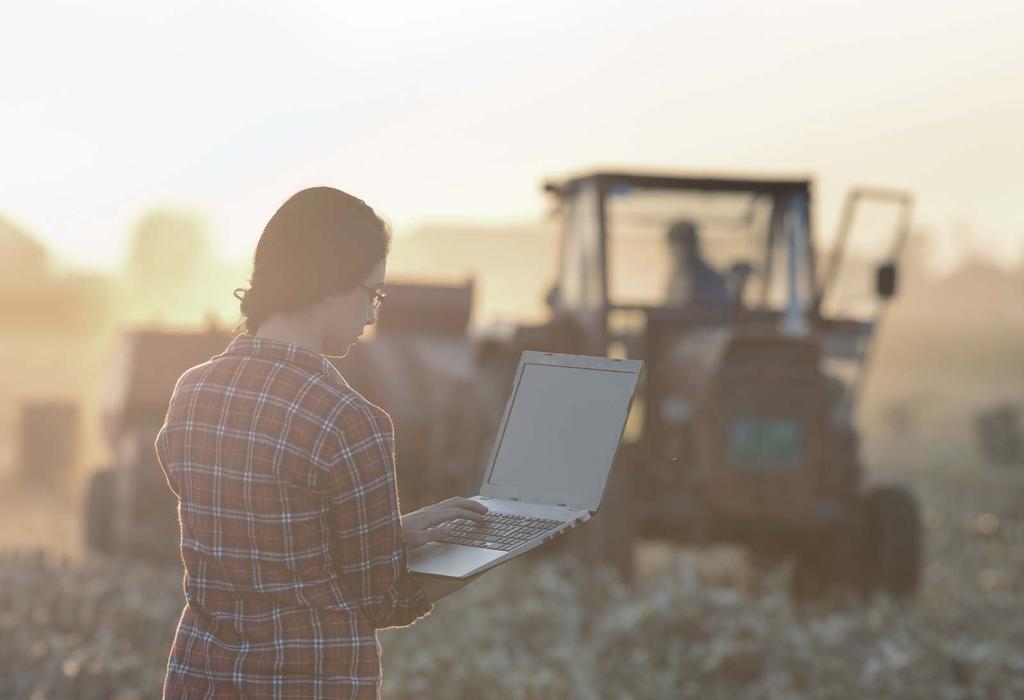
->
xmin=2 ymin=0 xmax=1022 ymax=274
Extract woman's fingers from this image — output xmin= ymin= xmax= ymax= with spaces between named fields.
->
xmin=424 ymin=524 xmax=456 ymax=545
xmin=409 ymin=506 xmax=486 ymax=530
xmin=402 ymin=498 xmax=491 ymax=548
xmin=405 ymin=524 xmax=455 ymax=549
xmin=438 ymin=497 xmax=489 ymax=514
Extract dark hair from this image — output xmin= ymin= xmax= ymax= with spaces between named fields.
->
xmin=234 ymin=187 xmax=391 ymax=334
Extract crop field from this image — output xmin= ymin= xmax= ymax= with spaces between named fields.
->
xmin=1 ymin=462 xmax=1022 ymax=699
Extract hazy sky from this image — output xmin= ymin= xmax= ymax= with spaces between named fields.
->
xmin=2 ymin=0 xmax=1022 ymax=273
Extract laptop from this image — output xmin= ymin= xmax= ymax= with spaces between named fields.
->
xmin=407 ymin=350 xmax=643 ymax=579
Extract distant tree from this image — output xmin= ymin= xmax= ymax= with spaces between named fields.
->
xmin=126 ymin=208 xmax=210 ymax=287
xmin=123 ymin=208 xmax=217 ymax=324
xmin=0 ymin=215 xmax=49 ymax=289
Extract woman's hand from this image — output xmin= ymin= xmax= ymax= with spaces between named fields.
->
xmin=401 ymin=497 xmax=489 ymax=549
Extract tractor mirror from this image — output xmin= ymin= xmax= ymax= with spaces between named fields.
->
xmin=876 ymin=262 xmax=898 ymax=299
xmin=545 ymin=283 xmax=561 ymax=310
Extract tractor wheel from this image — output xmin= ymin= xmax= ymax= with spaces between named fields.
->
xmin=791 ymin=553 xmax=829 ymax=600
xmin=863 ymin=485 xmax=922 ymax=597
xmin=592 ymin=467 xmax=637 ymax=581
xmin=555 ymin=462 xmax=636 ymax=581
xmin=84 ymin=468 xmax=115 ymax=554
xmin=747 ymin=547 xmax=788 ymax=576
xmin=790 ymin=515 xmax=873 ymax=600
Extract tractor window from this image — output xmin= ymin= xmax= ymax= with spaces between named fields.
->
xmin=605 ymin=186 xmax=776 ymax=309
xmin=819 ymin=196 xmax=907 ymax=322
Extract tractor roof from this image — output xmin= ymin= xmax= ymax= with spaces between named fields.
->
xmin=545 ymin=169 xmax=812 ymax=197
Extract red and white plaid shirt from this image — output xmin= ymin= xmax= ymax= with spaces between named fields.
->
xmin=156 ymin=334 xmax=431 ymax=699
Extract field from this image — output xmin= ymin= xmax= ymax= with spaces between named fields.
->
xmin=1 ymin=462 xmax=1022 ymax=699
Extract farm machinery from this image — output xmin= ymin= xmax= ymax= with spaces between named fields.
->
xmin=83 ymin=169 xmax=923 ymax=598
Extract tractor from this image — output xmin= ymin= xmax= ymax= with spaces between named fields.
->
xmin=457 ymin=170 xmax=923 ymax=597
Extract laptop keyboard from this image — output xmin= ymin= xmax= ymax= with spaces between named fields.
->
xmin=445 ymin=512 xmax=564 ymax=551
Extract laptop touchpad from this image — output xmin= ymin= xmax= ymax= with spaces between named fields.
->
xmin=407 ymin=542 xmax=506 ymax=578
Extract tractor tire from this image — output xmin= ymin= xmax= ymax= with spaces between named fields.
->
xmin=747 ymin=546 xmax=788 ymax=576
xmin=84 ymin=468 xmax=115 ymax=554
xmin=863 ymin=485 xmax=922 ymax=597
xmin=790 ymin=514 xmax=873 ymax=601
xmin=791 ymin=553 xmax=829 ymax=600
xmin=554 ymin=462 xmax=636 ymax=581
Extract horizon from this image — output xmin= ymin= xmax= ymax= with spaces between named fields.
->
xmin=5 ymin=207 xmax=1023 ymax=282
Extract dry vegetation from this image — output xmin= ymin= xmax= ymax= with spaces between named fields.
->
xmin=1 ymin=462 xmax=1021 ymax=699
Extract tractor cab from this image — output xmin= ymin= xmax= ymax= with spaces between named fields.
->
xmin=533 ymin=170 xmax=920 ymax=595
xmin=542 ymin=172 xmax=823 ymax=499
xmin=546 ymin=171 xmax=815 ymax=350
xmin=541 ymin=171 xmax=912 ymax=452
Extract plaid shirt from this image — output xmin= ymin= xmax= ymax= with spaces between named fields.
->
xmin=156 ymin=334 xmax=432 ymax=699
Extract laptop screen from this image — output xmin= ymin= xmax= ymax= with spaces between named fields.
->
xmin=482 ymin=357 xmax=640 ymax=509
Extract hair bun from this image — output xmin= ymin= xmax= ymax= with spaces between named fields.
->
xmin=234 ymin=286 xmax=267 ymax=333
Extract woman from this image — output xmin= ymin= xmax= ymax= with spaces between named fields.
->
xmin=156 ymin=186 xmax=489 ymax=698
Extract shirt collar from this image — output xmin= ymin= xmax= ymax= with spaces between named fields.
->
xmin=220 ymin=334 xmax=349 ymax=386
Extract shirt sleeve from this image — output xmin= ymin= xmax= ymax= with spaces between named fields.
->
xmin=323 ymin=400 xmax=432 ymax=629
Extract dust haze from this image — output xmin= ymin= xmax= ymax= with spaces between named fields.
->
xmin=0 ymin=208 xmax=1019 ymax=530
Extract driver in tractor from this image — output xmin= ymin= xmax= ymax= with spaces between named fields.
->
xmin=664 ymin=220 xmax=733 ymax=306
